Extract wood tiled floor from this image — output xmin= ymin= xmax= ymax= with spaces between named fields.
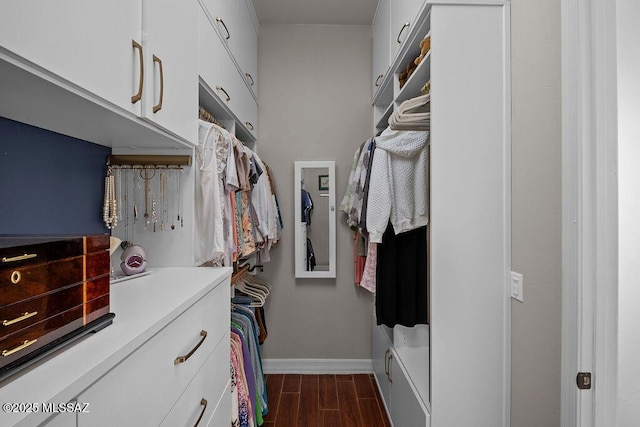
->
xmin=263 ymin=374 xmax=391 ymax=427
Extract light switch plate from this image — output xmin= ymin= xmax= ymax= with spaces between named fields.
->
xmin=511 ymin=271 xmax=524 ymax=302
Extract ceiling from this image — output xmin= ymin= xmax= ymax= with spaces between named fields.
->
xmin=252 ymin=0 xmax=378 ymax=26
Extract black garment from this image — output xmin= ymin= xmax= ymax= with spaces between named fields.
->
xmin=375 ymin=223 xmax=428 ymax=327
xmin=306 ymin=238 xmax=316 ymax=271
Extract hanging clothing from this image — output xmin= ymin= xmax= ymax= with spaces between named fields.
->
xmin=366 ymin=128 xmax=429 ymax=243
xmin=194 ymin=120 xmax=225 ymax=265
xmin=359 ymin=241 xmax=378 ymax=294
xmin=375 ymin=223 xmax=428 ymax=327
xmin=301 ymin=189 xmax=313 ymax=224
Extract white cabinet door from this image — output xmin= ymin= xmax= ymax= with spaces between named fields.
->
xmin=372 ymin=323 xmax=392 ymax=406
xmin=372 ymin=0 xmax=391 ymax=98
xmin=202 ymin=0 xmax=258 ymax=98
xmin=0 ymin=1 xmax=142 ymax=116
xmin=388 ymin=353 xmax=428 ymax=427
xmin=142 ymin=0 xmax=198 ymax=144
xmin=389 ymin=0 xmax=426 ymax=62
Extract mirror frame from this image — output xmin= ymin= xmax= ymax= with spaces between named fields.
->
xmin=294 ymin=160 xmax=336 ymax=278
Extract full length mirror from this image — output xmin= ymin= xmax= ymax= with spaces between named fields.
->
xmin=294 ymin=161 xmax=336 ymax=278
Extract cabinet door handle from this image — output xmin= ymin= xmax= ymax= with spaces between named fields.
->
xmin=384 ymin=348 xmax=390 ymax=376
xmin=215 ymin=17 xmax=231 ymax=40
xmin=3 ymin=311 xmax=38 ymax=327
xmin=245 ymin=121 xmax=254 ymax=131
xmin=245 ymin=72 xmax=255 ymax=86
xmin=375 ymin=74 xmax=384 ymax=87
xmin=2 ymin=253 xmax=37 ymax=263
xmin=152 ymin=54 xmax=164 ymax=113
xmin=174 ymin=330 xmax=207 ymax=365
xmin=216 ymin=86 xmax=231 ymax=102
xmin=388 ymin=354 xmax=393 ymax=383
xmin=131 ymin=40 xmax=144 ymax=104
xmin=2 ymin=339 xmax=37 ymax=357
xmin=194 ymin=398 xmax=208 ymax=426
xmin=397 ymin=22 xmax=410 ymax=44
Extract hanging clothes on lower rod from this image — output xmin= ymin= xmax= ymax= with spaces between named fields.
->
xmin=230 ymin=267 xmax=271 ymax=427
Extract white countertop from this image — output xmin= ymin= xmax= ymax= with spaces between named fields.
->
xmin=0 ymin=267 xmax=232 ymax=427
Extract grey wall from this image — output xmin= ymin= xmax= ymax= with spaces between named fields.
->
xmin=257 ymin=24 xmax=374 ymax=359
xmin=511 ymin=0 xmax=562 ymax=425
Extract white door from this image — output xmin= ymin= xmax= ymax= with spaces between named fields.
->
xmin=0 ymin=1 xmax=142 ymax=115
xmin=372 ymin=0 xmax=391 ymax=98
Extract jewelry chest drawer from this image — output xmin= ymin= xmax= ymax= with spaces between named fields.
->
xmin=0 ymin=235 xmax=112 ymax=377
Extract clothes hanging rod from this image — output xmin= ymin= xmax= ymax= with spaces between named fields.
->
xmin=107 ymin=155 xmax=192 ymax=167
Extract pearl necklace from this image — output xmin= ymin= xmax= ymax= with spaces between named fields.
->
xmin=103 ymin=167 xmax=118 ymax=229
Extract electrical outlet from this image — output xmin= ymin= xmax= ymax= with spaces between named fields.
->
xmin=511 ymin=271 xmax=524 ymax=302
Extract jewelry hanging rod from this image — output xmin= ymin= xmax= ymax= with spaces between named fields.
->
xmin=107 ymin=155 xmax=192 ymax=168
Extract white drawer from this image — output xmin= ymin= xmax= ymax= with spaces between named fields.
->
xmin=77 ymin=282 xmax=229 ymax=427
xmin=160 ymin=331 xmax=230 ymax=427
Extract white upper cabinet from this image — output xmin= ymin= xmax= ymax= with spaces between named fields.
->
xmin=198 ymin=8 xmax=258 ymax=139
xmin=202 ymin=0 xmax=258 ymax=99
xmin=372 ymin=0 xmax=391 ymax=99
xmin=0 ymin=1 xmax=142 ymax=116
xmin=389 ymin=0 xmax=426 ymax=62
xmin=141 ymin=0 xmax=198 ymax=144
xmin=0 ymin=1 xmax=198 ymax=147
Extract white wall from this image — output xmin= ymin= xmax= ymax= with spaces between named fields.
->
xmin=256 ymin=24 xmax=374 ymax=359
xmin=617 ymin=0 xmax=640 ymax=424
xmin=511 ymin=0 xmax=562 ymax=425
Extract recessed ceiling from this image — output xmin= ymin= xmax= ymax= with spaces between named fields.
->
xmin=252 ymin=0 xmax=378 ymax=26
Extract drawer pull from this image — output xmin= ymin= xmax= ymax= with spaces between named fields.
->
xmin=245 ymin=72 xmax=255 ymax=86
xmin=388 ymin=354 xmax=393 ymax=383
xmin=194 ymin=398 xmax=208 ymax=426
xmin=3 ymin=311 xmax=38 ymax=327
xmin=375 ymin=74 xmax=384 ymax=87
xmin=174 ymin=330 xmax=207 ymax=365
xmin=10 ymin=271 xmax=21 ymax=284
xmin=132 ymin=39 xmax=144 ymax=104
xmin=384 ymin=348 xmax=390 ymax=376
xmin=2 ymin=339 xmax=37 ymax=357
xmin=216 ymin=86 xmax=231 ymax=102
xmin=215 ymin=17 xmax=231 ymax=40
xmin=2 ymin=253 xmax=37 ymax=263
xmin=397 ymin=21 xmax=410 ymax=44
xmin=245 ymin=122 xmax=254 ymax=131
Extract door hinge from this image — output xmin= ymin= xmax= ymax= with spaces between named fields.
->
xmin=577 ymin=372 xmax=592 ymax=390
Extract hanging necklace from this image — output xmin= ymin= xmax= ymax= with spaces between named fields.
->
xmin=103 ymin=167 xmax=118 ymax=229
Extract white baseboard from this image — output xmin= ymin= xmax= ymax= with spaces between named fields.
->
xmin=262 ymin=359 xmax=373 ymax=374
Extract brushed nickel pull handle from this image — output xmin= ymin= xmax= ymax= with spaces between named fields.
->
xmin=216 ymin=86 xmax=231 ymax=102
xmin=388 ymin=354 xmax=393 ymax=383
xmin=152 ymin=54 xmax=164 ymax=113
xmin=2 ymin=339 xmax=37 ymax=357
xmin=245 ymin=122 xmax=254 ymax=131
xmin=245 ymin=72 xmax=255 ymax=86
xmin=194 ymin=398 xmax=208 ymax=426
xmin=2 ymin=253 xmax=37 ymax=263
xmin=215 ymin=17 xmax=230 ymax=40
xmin=10 ymin=271 xmax=21 ymax=284
xmin=132 ymin=40 xmax=144 ymax=104
xmin=3 ymin=311 xmax=37 ymax=327
xmin=397 ymin=22 xmax=410 ymax=44
xmin=375 ymin=74 xmax=384 ymax=87
xmin=174 ymin=330 xmax=207 ymax=365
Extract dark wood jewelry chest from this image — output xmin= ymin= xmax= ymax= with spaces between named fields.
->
xmin=0 ymin=235 xmax=115 ymax=380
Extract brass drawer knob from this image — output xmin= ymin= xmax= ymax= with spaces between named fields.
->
xmin=10 ymin=271 xmax=21 ymax=284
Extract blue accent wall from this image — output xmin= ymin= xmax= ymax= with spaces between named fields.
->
xmin=0 ymin=117 xmax=111 ymax=234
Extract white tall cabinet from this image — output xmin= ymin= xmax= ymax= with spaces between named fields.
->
xmin=371 ymin=1 xmax=511 ymax=426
